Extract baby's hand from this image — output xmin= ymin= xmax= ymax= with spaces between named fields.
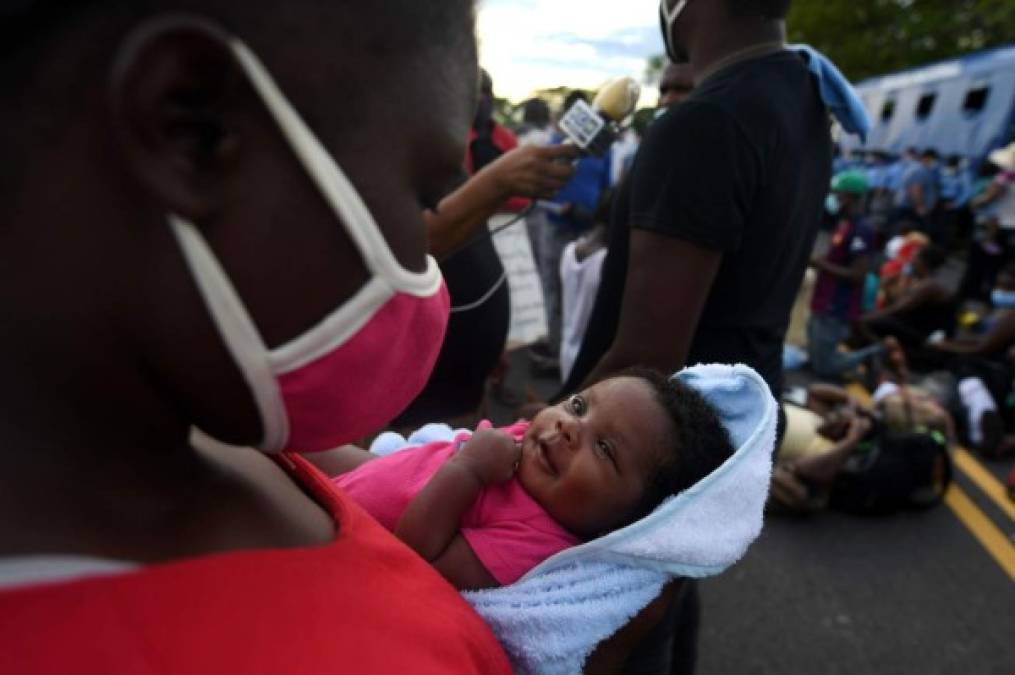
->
xmin=454 ymin=429 xmax=521 ymax=485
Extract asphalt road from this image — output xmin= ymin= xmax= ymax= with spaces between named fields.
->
xmin=698 ymin=501 xmax=1013 ymax=675
xmin=489 ymin=349 xmax=1015 ymax=675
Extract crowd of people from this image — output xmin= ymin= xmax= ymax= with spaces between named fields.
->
xmin=445 ymin=78 xmax=1015 ymax=500
xmin=469 ymin=82 xmax=1015 ymax=515
xmin=802 ymin=142 xmax=1015 ymax=451
xmin=498 ymin=108 xmax=1015 ymax=510
xmin=769 ymin=138 xmax=1015 ymax=512
xmin=2 ymin=0 xmax=1011 ymax=673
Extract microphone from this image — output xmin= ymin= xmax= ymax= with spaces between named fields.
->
xmin=558 ymin=77 xmax=641 ymax=157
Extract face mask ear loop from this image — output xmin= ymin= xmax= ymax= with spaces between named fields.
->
xmin=226 ymin=39 xmax=440 ymax=297
xmin=660 ymin=0 xmax=688 ymax=61
xmin=169 ymin=215 xmax=290 ymax=453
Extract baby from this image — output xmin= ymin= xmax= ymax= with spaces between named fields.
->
xmin=315 ymin=368 xmax=734 ymax=590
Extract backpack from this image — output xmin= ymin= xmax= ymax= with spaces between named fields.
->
xmin=830 ymin=386 xmax=953 ymax=516
xmin=830 ymin=430 xmax=952 ymax=515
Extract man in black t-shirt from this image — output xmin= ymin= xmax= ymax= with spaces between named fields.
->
xmin=555 ymin=3 xmax=830 ymax=669
xmin=561 ymin=0 xmax=831 ymax=407
xmin=658 ymin=62 xmax=695 ymax=108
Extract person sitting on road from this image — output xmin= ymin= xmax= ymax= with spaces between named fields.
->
xmin=772 ymin=339 xmax=955 ymax=514
xmin=857 ymin=244 xmax=955 ymax=353
xmin=807 ymin=170 xmax=883 ymax=379
xmin=879 ymin=229 xmax=929 ymax=306
xmin=929 ymin=262 xmax=1015 ymax=363
xmin=928 ymin=264 xmax=1015 ymax=457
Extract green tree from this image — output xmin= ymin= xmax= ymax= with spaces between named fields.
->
xmin=786 ymin=0 xmax=1015 ymax=81
xmin=645 ymin=1 xmax=1013 ymax=83
xmin=644 ymin=54 xmax=668 ymax=86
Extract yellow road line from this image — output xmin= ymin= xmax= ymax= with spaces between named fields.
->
xmin=944 ymin=485 xmax=1015 ymax=580
xmin=952 ymin=447 xmax=1015 ymax=521
xmin=838 ymin=383 xmax=1014 ymax=578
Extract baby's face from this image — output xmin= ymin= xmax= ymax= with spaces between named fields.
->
xmin=517 ymin=377 xmax=670 ymax=538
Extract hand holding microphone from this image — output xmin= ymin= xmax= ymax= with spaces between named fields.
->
xmin=427 ymin=144 xmax=578 ymax=259
xmin=431 ymin=77 xmax=638 ymax=259
xmin=558 ymin=77 xmax=641 ymax=157
xmin=482 ymin=143 xmax=580 ymax=200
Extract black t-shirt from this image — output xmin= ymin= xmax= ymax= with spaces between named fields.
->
xmin=562 ymin=51 xmax=832 ymax=397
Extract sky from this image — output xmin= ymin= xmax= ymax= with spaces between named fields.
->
xmin=477 ymin=0 xmax=666 ymax=104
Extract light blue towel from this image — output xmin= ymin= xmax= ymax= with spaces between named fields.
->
xmin=371 ymin=363 xmax=777 ymax=674
xmin=792 ymin=44 xmax=871 ymax=142
xmin=370 ymin=423 xmax=468 ymax=457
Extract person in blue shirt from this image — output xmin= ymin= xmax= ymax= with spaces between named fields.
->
xmin=866 ymin=150 xmax=897 ymax=222
xmin=860 ymin=151 xmax=883 ymax=218
xmin=884 ymin=147 xmax=917 ymax=196
xmin=936 ymin=154 xmax=974 ymax=247
xmin=892 ymin=148 xmax=940 ymax=236
xmin=531 ymin=91 xmax=614 ymax=369
xmin=864 ymin=151 xmax=884 ymax=191
xmin=939 ymin=155 xmax=971 ymax=206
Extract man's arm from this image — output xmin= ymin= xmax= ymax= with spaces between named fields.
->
xmin=579 ymin=230 xmax=722 ymax=388
xmin=859 ymin=279 xmax=938 ymax=323
xmin=810 ymin=253 xmax=869 ymax=283
xmin=970 ymin=180 xmax=1002 ymax=210
xmin=932 ymin=313 xmax=1015 ymax=356
xmin=806 ymin=382 xmax=856 ymax=413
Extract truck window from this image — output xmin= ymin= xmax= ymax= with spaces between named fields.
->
xmin=916 ymin=93 xmax=937 ymax=121
xmin=881 ymin=99 xmax=896 ymax=122
xmin=962 ymin=86 xmax=990 ymax=115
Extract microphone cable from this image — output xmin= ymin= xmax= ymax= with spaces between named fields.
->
xmin=438 ymin=204 xmax=535 ymax=263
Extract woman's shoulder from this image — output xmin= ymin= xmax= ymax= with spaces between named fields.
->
xmin=0 ymin=491 xmax=511 ymax=674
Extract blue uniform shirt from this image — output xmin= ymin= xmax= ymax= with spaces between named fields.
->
xmin=896 ymin=163 xmax=938 ymax=211
xmin=546 ymin=134 xmax=613 ymax=230
xmin=939 ymin=168 xmax=973 ymax=207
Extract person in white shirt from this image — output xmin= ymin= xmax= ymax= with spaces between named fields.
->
xmin=559 ymin=191 xmax=613 ymax=381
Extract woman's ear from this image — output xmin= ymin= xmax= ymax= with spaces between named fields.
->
xmin=108 ymin=14 xmax=244 ymax=222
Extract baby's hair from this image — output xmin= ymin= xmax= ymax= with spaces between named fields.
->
xmin=618 ymin=368 xmax=736 ymax=522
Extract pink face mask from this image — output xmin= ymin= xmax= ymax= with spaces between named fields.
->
xmin=169 ymin=39 xmax=449 ymax=453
